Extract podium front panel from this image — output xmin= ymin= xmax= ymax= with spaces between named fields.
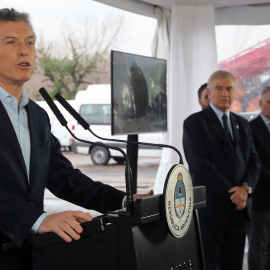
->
xmin=118 ymin=211 xmax=204 ymax=270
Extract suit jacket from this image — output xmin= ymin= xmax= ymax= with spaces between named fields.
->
xmin=249 ymin=115 xmax=270 ymax=211
xmin=0 ymin=100 xmax=125 ymax=248
xmin=183 ymin=105 xmax=260 ymax=226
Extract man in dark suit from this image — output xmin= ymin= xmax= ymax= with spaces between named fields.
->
xmin=183 ymin=70 xmax=260 ymax=270
xmin=248 ymin=86 xmax=270 ymax=270
xmin=0 ymin=7 xmax=152 ymax=257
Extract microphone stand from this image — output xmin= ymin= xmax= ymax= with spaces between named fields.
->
xmin=65 ymin=126 xmax=135 ymax=216
xmin=54 ymin=93 xmax=183 ymax=165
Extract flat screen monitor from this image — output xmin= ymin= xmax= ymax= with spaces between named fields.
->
xmin=111 ymin=50 xmax=167 ymax=135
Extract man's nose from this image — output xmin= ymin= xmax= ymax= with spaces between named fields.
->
xmin=17 ymin=43 xmax=28 ymax=56
xmin=221 ymin=88 xmax=228 ymax=96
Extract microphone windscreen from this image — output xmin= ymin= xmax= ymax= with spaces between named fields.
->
xmin=39 ymin=87 xmax=68 ymax=127
xmin=54 ymin=93 xmax=89 ymax=130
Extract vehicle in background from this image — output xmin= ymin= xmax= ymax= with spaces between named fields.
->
xmin=35 ymin=100 xmax=75 ymax=151
xmin=237 ymin=110 xmax=260 ymax=121
xmin=71 ymin=84 xmax=163 ymax=165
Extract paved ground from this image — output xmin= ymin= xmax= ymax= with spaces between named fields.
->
xmin=44 ymin=151 xmax=159 ymax=216
xmin=44 ymin=151 xmax=248 ymax=270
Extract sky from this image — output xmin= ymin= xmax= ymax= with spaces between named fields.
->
xmin=0 ymin=0 xmax=157 ymax=57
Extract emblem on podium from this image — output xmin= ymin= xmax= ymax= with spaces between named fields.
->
xmin=163 ymin=165 xmax=194 ymax=238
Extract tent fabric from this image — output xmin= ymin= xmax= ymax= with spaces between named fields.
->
xmin=93 ymin=0 xmax=156 ymax=18
xmin=150 ymin=6 xmax=171 ymax=194
xmin=154 ymin=4 xmax=218 ymax=194
xmin=215 ymin=5 xmax=270 ymax=25
xmin=151 ymin=6 xmax=171 ymax=59
xmin=94 ymin=0 xmax=270 ymax=25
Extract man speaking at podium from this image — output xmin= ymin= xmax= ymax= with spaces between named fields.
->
xmin=0 ymin=7 xmax=152 ymax=258
xmin=183 ymin=70 xmax=260 ymax=270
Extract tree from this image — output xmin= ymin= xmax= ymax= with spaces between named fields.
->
xmin=36 ymin=15 xmax=125 ymax=99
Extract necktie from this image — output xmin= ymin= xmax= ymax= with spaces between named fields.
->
xmin=222 ymin=114 xmax=232 ymax=140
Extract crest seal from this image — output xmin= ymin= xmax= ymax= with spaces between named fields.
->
xmin=164 ymin=164 xmax=194 ymax=238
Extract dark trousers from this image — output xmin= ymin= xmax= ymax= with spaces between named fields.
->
xmin=248 ymin=210 xmax=270 ymax=270
xmin=200 ymin=210 xmax=246 ymax=270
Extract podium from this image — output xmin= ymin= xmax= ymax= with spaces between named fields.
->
xmin=1 ymin=187 xmax=205 ymax=270
xmin=1 ymin=163 xmax=206 ymax=270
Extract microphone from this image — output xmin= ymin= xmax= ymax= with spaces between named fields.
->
xmin=39 ymin=88 xmax=67 ymax=127
xmin=39 ymin=88 xmax=134 ymax=216
xmin=54 ymin=93 xmax=183 ymax=164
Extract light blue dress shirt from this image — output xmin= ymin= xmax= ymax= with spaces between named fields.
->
xmin=210 ymin=102 xmax=234 ymax=139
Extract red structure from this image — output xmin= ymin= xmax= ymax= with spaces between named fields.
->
xmin=218 ymin=37 xmax=270 ymax=111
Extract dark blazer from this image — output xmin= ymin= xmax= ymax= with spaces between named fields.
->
xmin=183 ymin=105 xmax=260 ymax=226
xmin=0 ymin=100 xmax=125 ymax=248
xmin=249 ymin=115 xmax=270 ymax=211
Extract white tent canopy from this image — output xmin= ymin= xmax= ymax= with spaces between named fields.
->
xmin=94 ymin=0 xmax=270 ymax=193
xmin=95 ymin=0 xmax=270 ymax=24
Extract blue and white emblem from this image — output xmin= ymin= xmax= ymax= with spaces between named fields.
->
xmin=164 ymin=165 xmax=194 ymax=238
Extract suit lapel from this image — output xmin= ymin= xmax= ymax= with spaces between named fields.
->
xmin=257 ymin=115 xmax=270 ymax=141
xmin=205 ymin=106 xmax=235 ymax=150
xmin=0 ymin=102 xmax=28 ymax=178
xmin=25 ymin=102 xmax=38 ymax=192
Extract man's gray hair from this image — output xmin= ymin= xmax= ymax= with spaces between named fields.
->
xmin=208 ymin=70 xmax=237 ymax=89
xmin=261 ymin=86 xmax=270 ymax=100
xmin=0 ymin=8 xmax=34 ymax=35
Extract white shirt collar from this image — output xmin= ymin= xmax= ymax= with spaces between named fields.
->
xmin=210 ymin=102 xmax=230 ymax=121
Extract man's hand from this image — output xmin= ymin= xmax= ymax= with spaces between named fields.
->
xmin=124 ymin=189 xmax=154 ymax=207
xmin=133 ymin=189 xmax=154 ymax=201
xmin=235 ymin=200 xmax=247 ymax=211
xmin=37 ymin=211 xmax=92 ymax=242
xmin=228 ymin=186 xmax=248 ymax=211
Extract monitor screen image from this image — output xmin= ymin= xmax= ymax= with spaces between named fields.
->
xmin=111 ymin=50 xmax=167 ymax=135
